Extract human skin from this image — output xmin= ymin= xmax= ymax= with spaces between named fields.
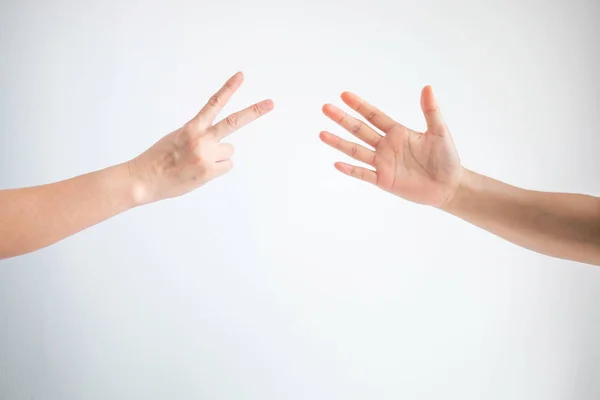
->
xmin=0 ymin=72 xmax=274 ymax=259
xmin=320 ymin=86 xmax=600 ymax=266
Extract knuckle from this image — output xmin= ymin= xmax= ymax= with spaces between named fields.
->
xmin=178 ymin=130 xmax=200 ymax=151
xmin=192 ymin=151 xmax=205 ymax=164
xmin=350 ymin=144 xmax=358 ymax=157
xmin=182 ymin=121 xmax=194 ymax=131
xmin=224 ymin=80 xmax=236 ymax=90
xmin=351 ymin=121 xmax=362 ymax=134
xmin=252 ymin=104 xmax=263 ymax=116
xmin=366 ymin=110 xmax=377 ymax=121
xmin=180 ymin=125 xmax=196 ymax=141
xmin=372 ymin=135 xmax=382 ymax=147
xmin=355 ymin=100 xmax=365 ymax=113
xmin=226 ymin=114 xmax=240 ymax=129
xmin=208 ymin=94 xmax=221 ymax=107
xmin=425 ymin=109 xmax=439 ymax=121
xmin=190 ymin=142 xmax=207 ymax=163
xmin=195 ymin=166 xmax=210 ymax=180
xmin=193 ymin=169 xmax=209 ymax=181
xmin=369 ymin=153 xmax=376 ymax=165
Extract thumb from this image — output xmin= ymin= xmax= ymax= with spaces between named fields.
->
xmin=420 ymin=85 xmax=445 ymax=134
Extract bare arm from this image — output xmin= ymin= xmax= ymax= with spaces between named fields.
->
xmin=442 ymin=169 xmax=600 ymax=265
xmin=0 ymin=164 xmax=141 ymax=258
xmin=320 ymin=86 xmax=600 ymax=266
xmin=1 ymin=72 xmax=274 ymax=259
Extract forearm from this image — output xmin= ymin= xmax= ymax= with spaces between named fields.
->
xmin=442 ymin=168 xmax=600 ymax=265
xmin=0 ymin=162 xmax=143 ymax=259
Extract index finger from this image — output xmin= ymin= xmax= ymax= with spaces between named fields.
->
xmin=340 ymin=92 xmax=403 ymax=134
xmin=192 ymin=72 xmax=244 ymax=127
xmin=210 ymin=99 xmax=275 ymax=140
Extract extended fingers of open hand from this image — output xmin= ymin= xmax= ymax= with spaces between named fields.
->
xmin=322 ymin=104 xmax=382 ymax=147
xmin=319 ymin=131 xmax=376 ymax=166
xmin=339 ymin=92 xmax=401 ymax=134
xmin=334 ymin=162 xmax=377 ymax=185
xmin=420 ymin=85 xmax=446 ymax=133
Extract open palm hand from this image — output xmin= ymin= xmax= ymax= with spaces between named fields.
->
xmin=320 ymin=86 xmax=463 ymax=208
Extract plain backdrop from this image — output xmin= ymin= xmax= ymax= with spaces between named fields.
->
xmin=1 ymin=0 xmax=599 ymax=399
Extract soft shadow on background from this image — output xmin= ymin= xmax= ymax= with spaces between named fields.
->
xmin=1 ymin=0 xmax=599 ymax=399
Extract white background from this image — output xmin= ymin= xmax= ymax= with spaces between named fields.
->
xmin=1 ymin=0 xmax=599 ymax=398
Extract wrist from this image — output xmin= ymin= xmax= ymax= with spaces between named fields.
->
xmin=124 ymin=159 xmax=154 ymax=207
xmin=439 ymin=166 xmax=474 ymax=213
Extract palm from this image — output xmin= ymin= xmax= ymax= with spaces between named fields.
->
xmin=321 ymin=86 xmax=462 ymax=207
